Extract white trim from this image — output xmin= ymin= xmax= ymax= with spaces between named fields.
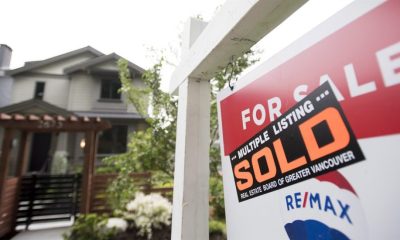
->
xmin=169 ymin=0 xmax=307 ymax=93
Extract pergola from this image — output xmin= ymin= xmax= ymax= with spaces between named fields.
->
xmin=0 ymin=113 xmax=110 ymax=236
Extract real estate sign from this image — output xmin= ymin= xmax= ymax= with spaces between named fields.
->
xmin=217 ymin=1 xmax=400 ymax=239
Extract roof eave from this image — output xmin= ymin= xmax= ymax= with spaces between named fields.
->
xmin=8 ymin=46 xmax=104 ymax=76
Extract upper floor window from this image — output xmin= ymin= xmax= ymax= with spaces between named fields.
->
xmin=100 ymin=79 xmax=121 ymax=100
xmin=34 ymin=82 xmax=45 ymax=100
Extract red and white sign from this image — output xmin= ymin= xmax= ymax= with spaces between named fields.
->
xmin=217 ymin=1 xmax=400 ymax=239
xmin=219 ymin=0 xmax=400 ymax=156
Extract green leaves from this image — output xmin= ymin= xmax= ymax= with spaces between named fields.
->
xmin=107 ymin=59 xmax=176 ymax=177
xmin=63 ymin=214 xmax=118 ymax=240
xmin=106 ymin=50 xmax=258 ymax=220
xmin=118 ymin=59 xmax=150 ymax=117
xmin=103 ymin=58 xmax=177 ymax=210
xmin=106 ymin=175 xmax=138 ymax=211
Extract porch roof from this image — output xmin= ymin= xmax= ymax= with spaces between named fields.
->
xmin=0 ymin=113 xmax=111 ymax=132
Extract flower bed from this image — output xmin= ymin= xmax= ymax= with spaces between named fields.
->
xmin=64 ymin=192 xmax=172 ymax=240
xmin=114 ymin=224 xmax=170 ymax=240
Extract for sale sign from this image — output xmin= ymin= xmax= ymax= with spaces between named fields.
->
xmin=217 ymin=1 xmax=400 ymax=239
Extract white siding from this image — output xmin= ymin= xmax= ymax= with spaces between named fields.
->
xmin=126 ymin=77 xmax=146 ymax=113
xmin=10 ymin=54 xmax=145 ymax=114
xmin=68 ymin=72 xmax=140 ymax=113
xmin=67 ymin=73 xmax=96 ymax=111
xmin=44 ymin=78 xmax=70 ymax=108
xmin=92 ymin=100 xmax=127 ymax=112
xmin=11 ymin=76 xmax=69 ymax=108
xmin=95 ymin=61 xmax=119 ymax=71
xmin=34 ymin=53 xmax=96 ymax=75
xmin=0 ymin=76 xmax=13 ymax=107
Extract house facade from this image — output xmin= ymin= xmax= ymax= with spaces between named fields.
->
xmin=0 ymin=45 xmax=147 ymax=173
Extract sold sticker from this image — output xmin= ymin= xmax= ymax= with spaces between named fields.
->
xmin=230 ymin=82 xmax=365 ymax=202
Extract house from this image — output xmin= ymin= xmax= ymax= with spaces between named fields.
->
xmin=0 ymin=45 xmax=147 ymax=173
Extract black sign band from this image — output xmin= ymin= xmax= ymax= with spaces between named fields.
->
xmin=230 ymin=82 xmax=365 ymax=202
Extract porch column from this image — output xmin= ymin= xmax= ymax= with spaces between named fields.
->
xmin=11 ymin=131 xmax=31 ymax=230
xmin=80 ymin=130 xmax=97 ymax=214
xmin=0 ymin=128 xmax=14 ymax=205
xmin=16 ymin=131 xmax=30 ymax=177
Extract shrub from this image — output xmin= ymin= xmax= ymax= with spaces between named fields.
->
xmin=63 ymin=214 xmax=118 ymax=240
xmin=209 ymin=220 xmax=227 ymax=240
xmin=106 ymin=174 xmax=138 ymax=212
xmin=106 ymin=218 xmax=128 ymax=232
xmin=210 ymin=176 xmax=225 ymax=220
xmin=125 ymin=192 xmax=172 ymax=239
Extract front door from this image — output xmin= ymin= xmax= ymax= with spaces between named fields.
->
xmin=29 ymin=133 xmax=52 ymax=172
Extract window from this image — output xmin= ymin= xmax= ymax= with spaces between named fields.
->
xmin=100 ymin=79 xmax=121 ymax=100
xmin=34 ymin=82 xmax=45 ymax=99
xmin=98 ymin=125 xmax=128 ymax=154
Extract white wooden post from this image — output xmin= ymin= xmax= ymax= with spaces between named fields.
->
xmin=171 ymin=18 xmax=210 ymax=240
xmin=170 ymin=1 xmax=307 ymax=239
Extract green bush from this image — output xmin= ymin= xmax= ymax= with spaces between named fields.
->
xmin=209 ymin=220 xmax=226 ymax=238
xmin=210 ymin=176 xmax=225 ymax=220
xmin=63 ymin=214 xmax=117 ymax=240
xmin=106 ymin=175 xmax=138 ymax=212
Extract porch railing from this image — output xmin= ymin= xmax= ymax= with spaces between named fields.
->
xmin=16 ymin=174 xmax=81 ymax=229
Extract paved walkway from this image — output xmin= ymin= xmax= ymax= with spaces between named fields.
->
xmin=12 ymin=227 xmax=70 ymax=240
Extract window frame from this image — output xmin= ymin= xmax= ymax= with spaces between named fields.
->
xmin=34 ymin=81 xmax=46 ymax=100
xmin=99 ymin=78 xmax=122 ymax=101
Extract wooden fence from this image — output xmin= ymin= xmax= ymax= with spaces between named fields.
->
xmin=0 ymin=177 xmax=19 ymax=237
xmin=90 ymin=173 xmax=173 ymax=214
xmin=0 ymin=172 xmax=173 ymax=237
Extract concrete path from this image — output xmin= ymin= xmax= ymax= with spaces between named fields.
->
xmin=11 ymin=227 xmax=70 ymax=240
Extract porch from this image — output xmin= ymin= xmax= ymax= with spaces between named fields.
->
xmin=0 ymin=113 xmax=110 ymax=238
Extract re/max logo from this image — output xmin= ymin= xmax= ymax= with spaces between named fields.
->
xmin=285 ymin=192 xmax=352 ymax=224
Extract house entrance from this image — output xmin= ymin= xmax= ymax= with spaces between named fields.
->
xmin=29 ymin=133 xmax=51 ymax=172
xmin=0 ymin=113 xmax=112 ymax=238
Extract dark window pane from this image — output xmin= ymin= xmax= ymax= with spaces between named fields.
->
xmin=101 ymin=80 xmax=110 ymax=99
xmin=100 ymin=79 xmax=121 ymax=100
xmin=34 ymin=82 xmax=45 ymax=99
xmin=98 ymin=125 xmax=128 ymax=154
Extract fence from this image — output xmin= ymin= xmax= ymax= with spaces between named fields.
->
xmin=0 ymin=177 xmax=19 ymax=237
xmin=0 ymin=172 xmax=173 ymax=235
xmin=90 ymin=173 xmax=173 ymax=214
xmin=16 ymin=174 xmax=81 ymax=229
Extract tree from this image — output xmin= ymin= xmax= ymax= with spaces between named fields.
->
xmin=103 ymin=59 xmax=177 ymax=210
xmin=104 ymin=51 xmax=258 ymax=214
xmin=208 ymin=51 xmax=258 ymax=220
xmin=209 ymin=51 xmax=258 ymax=176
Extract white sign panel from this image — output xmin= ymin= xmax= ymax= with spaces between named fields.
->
xmin=217 ymin=1 xmax=400 ymax=239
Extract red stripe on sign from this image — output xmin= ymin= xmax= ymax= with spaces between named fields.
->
xmin=316 ymin=171 xmax=357 ymax=196
xmin=303 ymin=192 xmax=308 ymax=208
xmin=219 ymin=0 xmax=400 ymax=155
